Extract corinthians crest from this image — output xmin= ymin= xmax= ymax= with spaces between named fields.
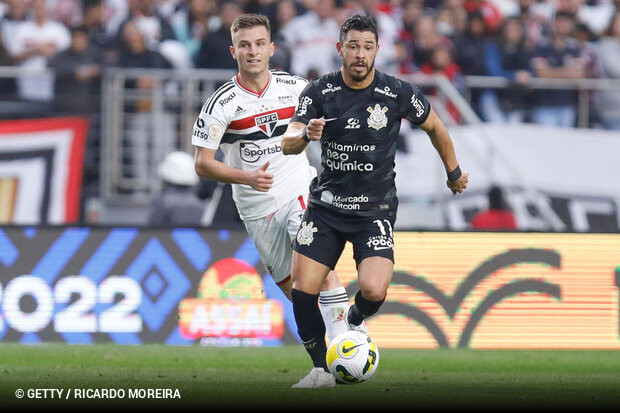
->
xmin=296 ymin=221 xmax=318 ymax=246
xmin=366 ymin=104 xmax=388 ymax=130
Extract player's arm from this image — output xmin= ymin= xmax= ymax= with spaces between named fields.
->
xmin=281 ymin=119 xmax=325 ymax=155
xmin=418 ymin=107 xmax=469 ymax=195
xmin=194 ymin=147 xmax=273 ymax=192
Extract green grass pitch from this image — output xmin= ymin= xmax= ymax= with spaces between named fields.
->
xmin=0 ymin=343 xmax=618 ymax=411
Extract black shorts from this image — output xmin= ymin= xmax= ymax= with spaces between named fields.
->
xmin=292 ymin=204 xmax=396 ymax=269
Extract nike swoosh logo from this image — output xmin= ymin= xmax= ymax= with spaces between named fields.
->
xmin=341 ymin=343 xmax=364 ymax=353
xmin=323 ymin=118 xmax=338 ymax=122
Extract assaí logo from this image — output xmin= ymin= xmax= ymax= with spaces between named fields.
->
xmin=178 ymin=258 xmax=284 ymax=342
xmin=346 ymin=248 xmax=564 ymax=348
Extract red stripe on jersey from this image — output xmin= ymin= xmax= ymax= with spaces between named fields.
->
xmin=235 ymin=73 xmax=271 ymax=97
xmin=297 ymin=195 xmax=307 ymax=210
xmin=228 ymin=106 xmax=296 ymax=130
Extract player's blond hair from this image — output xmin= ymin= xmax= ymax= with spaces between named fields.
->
xmin=230 ymin=14 xmax=271 ymax=41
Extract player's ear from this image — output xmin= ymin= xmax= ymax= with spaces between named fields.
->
xmin=269 ymin=41 xmax=275 ymax=57
xmin=229 ymin=45 xmax=237 ymax=60
xmin=336 ymin=41 xmax=343 ymax=57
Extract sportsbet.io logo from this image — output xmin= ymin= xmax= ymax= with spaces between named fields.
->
xmin=239 ymin=142 xmax=281 ymax=163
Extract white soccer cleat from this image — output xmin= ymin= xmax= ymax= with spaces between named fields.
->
xmin=344 ymin=306 xmax=368 ymax=334
xmin=291 ymin=367 xmax=336 ymax=388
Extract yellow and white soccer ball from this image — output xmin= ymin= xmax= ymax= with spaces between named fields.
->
xmin=326 ymin=330 xmax=379 ymax=384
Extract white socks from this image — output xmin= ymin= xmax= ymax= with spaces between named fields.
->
xmin=319 ymin=286 xmax=349 ymax=342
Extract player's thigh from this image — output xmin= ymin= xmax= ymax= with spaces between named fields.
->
xmin=243 ymin=214 xmax=293 ymax=286
xmin=350 ymin=215 xmax=396 ymax=300
xmin=290 ymin=251 xmax=331 ymax=294
xmin=291 ymin=206 xmax=346 ymax=293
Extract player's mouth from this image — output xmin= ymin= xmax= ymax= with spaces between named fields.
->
xmin=247 ymin=59 xmax=261 ymax=65
xmin=352 ymin=62 xmax=367 ymax=72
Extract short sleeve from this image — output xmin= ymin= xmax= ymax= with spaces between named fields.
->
xmin=191 ymin=100 xmax=229 ymax=150
xmin=291 ymin=80 xmax=322 ymax=125
xmin=402 ymin=83 xmax=431 ymax=126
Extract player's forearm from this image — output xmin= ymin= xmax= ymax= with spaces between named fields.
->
xmin=428 ymin=127 xmax=459 ymax=173
xmin=195 ymin=156 xmax=250 ymax=185
xmin=419 ymin=109 xmax=459 ymax=172
xmin=281 ymin=125 xmax=309 ymax=155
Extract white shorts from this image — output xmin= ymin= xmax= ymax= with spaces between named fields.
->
xmin=243 ymin=194 xmax=308 ymax=285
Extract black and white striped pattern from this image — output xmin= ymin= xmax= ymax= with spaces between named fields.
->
xmin=203 ymin=80 xmax=234 ymax=115
xmin=319 ymin=291 xmax=349 ymax=305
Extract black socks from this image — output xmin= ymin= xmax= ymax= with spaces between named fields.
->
xmin=347 ymin=290 xmax=385 ymax=326
xmin=291 ymin=288 xmax=328 ymax=371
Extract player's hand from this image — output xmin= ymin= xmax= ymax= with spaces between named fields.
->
xmin=306 ymin=118 xmax=325 ymax=141
xmin=447 ymin=170 xmax=469 ymax=195
xmin=247 ymin=161 xmax=273 ymax=192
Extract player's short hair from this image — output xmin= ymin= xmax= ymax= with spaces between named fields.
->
xmin=230 ymin=13 xmax=271 ymax=41
xmin=339 ymin=14 xmax=378 ymax=44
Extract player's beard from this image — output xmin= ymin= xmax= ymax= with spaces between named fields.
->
xmin=346 ymin=59 xmax=375 ymax=83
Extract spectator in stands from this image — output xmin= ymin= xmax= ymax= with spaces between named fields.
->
xmin=0 ymin=0 xmax=29 ymax=44
xmin=446 ymin=0 xmax=470 ymax=36
xmin=117 ymin=0 xmax=191 ymax=69
xmin=470 ymin=185 xmax=517 ymax=230
xmin=117 ymin=0 xmax=177 ymax=51
xmin=435 ymin=5 xmax=458 ymax=39
xmin=464 ymin=0 xmax=503 ymax=33
xmin=50 ymin=0 xmax=82 ymax=28
xmin=195 ymin=0 xmax=242 ymax=69
xmin=410 ymin=13 xmax=453 ymax=68
xmin=48 ymin=25 xmax=103 ymax=114
xmin=0 ymin=30 xmax=16 ymax=99
xmin=517 ymin=0 xmax=553 ymax=50
xmin=594 ymin=11 xmax=620 ymax=130
xmin=559 ymin=0 xmax=616 ymax=38
xmin=171 ymin=0 xmax=215 ymax=63
xmin=148 ymin=151 xmax=205 ymax=226
xmin=4 ymin=0 xmax=71 ymax=102
xmin=400 ymin=0 xmax=424 ymax=36
xmin=455 ymin=11 xmax=489 ymax=117
xmin=420 ymin=42 xmax=465 ymax=123
xmin=82 ymin=0 xmax=116 ymax=63
xmin=481 ymin=16 xmax=533 ymax=123
xmin=530 ymin=10 xmax=586 ymax=127
xmin=272 ymin=0 xmax=297 ymax=36
xmin=115 ymin=20 xmax=175 ymax=190
xmin=278 ymin=0 xmax=340 ymax=78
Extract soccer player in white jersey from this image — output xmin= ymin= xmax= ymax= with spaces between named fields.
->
xmin=191 ymin=14 xmax=348 ymax=342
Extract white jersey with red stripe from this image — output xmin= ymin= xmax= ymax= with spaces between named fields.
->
xmin=192 ymin=70 xmax=314 ymax=220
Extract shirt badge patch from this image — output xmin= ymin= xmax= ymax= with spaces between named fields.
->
xmin=208 ymin=124 xmax=223 ymax=139
xmin=366 ymin=104 xmax=388 ymax=130
xmin=255 ymin=112 xmax=279 ymax=137
xmin=296 ymin=221 xmax=318 ymax=246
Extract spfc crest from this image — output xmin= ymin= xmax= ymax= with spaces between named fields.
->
xmin=255 ymin=112 xmax=279 ymax=137
xmin=366 ymin=104 xmax=388 ymax=130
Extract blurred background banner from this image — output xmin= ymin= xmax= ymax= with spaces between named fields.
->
xmin=1 ymin=226 xmax=618 ymax=349
xmin=395 ymin=124 xmax=620 ymax=232
xmin=0 ymin=117 xmax=88 ymax=225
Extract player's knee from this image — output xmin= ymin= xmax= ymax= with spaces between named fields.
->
xmin=359 ymin=284 xmax=387 ymax=302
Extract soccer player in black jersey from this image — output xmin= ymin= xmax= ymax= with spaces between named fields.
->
xmin=282 ymin=15 xmax=469 ymax=388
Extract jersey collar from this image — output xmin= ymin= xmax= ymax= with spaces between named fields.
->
xmin=234 ymin=71 xmax=272 ymax=98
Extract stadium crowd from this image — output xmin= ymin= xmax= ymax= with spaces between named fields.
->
xmin=0 ymin=0 xmax=619 ymax=129
xmin=0 ymin=0 xmax=618 ymax=128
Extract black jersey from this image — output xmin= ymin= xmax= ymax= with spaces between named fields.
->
xmin=291 ymin=70 xmax=431 ymax=216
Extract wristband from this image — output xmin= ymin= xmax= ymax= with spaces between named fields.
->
xmin=447 ymin=165 xmax=462 ymax=182
xmin=301 ymin=126 xmax=310 ymax=142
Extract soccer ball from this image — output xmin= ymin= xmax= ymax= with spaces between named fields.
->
xmin=326 ymin=330 xmax=379 ymax=384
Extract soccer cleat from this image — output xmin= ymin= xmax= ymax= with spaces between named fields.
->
xmin=344 ymin=306 xmax=369 ymax=334
xmin=291 ymin=367 xmax=336 ymax=388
